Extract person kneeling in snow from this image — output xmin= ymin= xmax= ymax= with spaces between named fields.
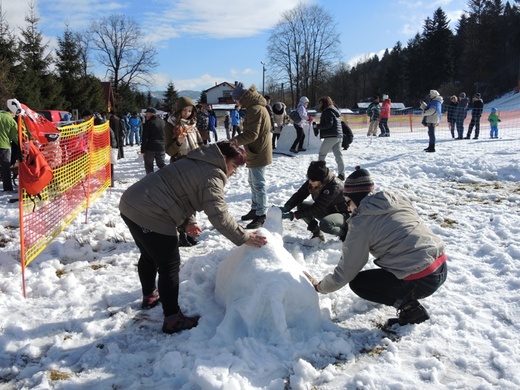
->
xmin=119 ymin=141 xmax=267 ymax=334
xmin=280 ymin=160 xmax=349 ymax=242
xmin=305 ymin=166 xmax=448 ymax=327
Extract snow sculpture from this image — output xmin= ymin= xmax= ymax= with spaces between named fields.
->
xmin=214 ymin=207 xmax=322 ymax=343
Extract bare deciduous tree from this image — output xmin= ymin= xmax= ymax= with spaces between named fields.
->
xmin=267 ymin=3 xmax=341 ymax=107
xmin=89 ymin=14 xmax=158 ymax=93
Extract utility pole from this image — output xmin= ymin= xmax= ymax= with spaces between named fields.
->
xmin=260 ymin=61 xmax=266 ymax=95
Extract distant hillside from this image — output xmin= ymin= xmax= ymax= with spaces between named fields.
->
xmin=150 ymin=90 xmax=201 ymax=103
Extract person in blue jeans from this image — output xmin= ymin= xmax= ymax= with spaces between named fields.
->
xmin=305 ymin=166 xmax=448 ymax=328
xmin=128 ymin=112 xmax=142 ymax=146
xmin=208 ymin=110 xmax=218 ymax=142
xmin=230 ymin=104 xmax=241 ymax=137
xmin=420 ymin=89 xmax=443 ymax=153
xmin=231 ymin=82 xmax=273 ymax=229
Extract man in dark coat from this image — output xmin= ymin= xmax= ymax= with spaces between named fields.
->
xmin=465 ymin=93 xmax=484 ymax=139
xmin=141 ymin=108 xmax=166 ymax=174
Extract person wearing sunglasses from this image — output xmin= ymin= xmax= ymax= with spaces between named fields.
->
xmin=305 ymin=166 xmax=448 ymax=328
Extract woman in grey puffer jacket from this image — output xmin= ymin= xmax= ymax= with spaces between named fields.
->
xmin=119 ymin=141 xmax=267 ymax=334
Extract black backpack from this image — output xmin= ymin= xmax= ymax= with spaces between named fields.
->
xmin=341 ymin=121 xmax=354 ymax=149
xmin=289 ymin=110 xmax=301 ymax=122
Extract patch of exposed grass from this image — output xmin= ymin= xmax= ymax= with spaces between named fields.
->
xmin=441 ymin=218 xmax=458 ymax=228
xmin=106 ymin=220 xmax=116 ymax=228
xmin=49 ymin=369 xmax=72 ymax=381
xmin=0 ymin=236 xmax=10 ymax=248
xmin=360 ymin=345 xmax=386 ymax=356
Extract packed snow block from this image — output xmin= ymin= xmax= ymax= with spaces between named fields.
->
xmin=214 ymin=210 xmax=321 ymax=344
xmin=277 ymin=124 xmax=322 ymax=151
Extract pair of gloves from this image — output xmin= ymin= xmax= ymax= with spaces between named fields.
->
xmin=279 ymin=206 xmax=294 ymax=221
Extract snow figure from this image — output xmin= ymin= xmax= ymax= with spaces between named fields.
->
xmin=214 ymin=207 xmax=322 ymax=344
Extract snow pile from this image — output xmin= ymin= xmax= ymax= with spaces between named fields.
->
xmin=214 ymin=208 xmax=322 ymax=344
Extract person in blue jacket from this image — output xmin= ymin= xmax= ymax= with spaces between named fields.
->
xmin=230 ymin=104 xmax=241 ymax=137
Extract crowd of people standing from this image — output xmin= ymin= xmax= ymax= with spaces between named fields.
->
xmin=6 ymin=85 xmax=505 ymax=337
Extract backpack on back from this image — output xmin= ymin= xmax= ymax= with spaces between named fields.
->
xmin=341 ymin=121 xmax=354 ymax=149
xmin=289 ymin=110 xmax=301 ymax=122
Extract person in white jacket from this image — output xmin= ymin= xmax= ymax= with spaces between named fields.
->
xmin=289 ymin=96 xmax=309 ymax=153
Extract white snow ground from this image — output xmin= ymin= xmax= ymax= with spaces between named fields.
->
xmin=1 ymin=94 xmax=520 ymax=389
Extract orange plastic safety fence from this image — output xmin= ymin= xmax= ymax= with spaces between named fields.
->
xmin=18 ymin=117 xmax=111 ymax=294
xmin=340 ymin=109 xmax=519 ymax=144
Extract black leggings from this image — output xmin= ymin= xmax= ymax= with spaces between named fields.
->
xmin=291 ymin=124 xmax=305 ymax=150
xmin=349 ymin=263 xmax=447 ymax=308
xmin=121 ymin=214 xmax=181 ymax=316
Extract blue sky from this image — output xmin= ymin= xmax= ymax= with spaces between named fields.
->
xmin=4 ymin=0 xmax=468 ymax=92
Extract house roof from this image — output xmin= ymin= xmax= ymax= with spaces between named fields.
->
xmin=204 ymin=82 xmax=235 ymax=92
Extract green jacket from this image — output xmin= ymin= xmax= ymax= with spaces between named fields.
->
xmin=0 ymin=111 xmax=18 ymax=149
xmin=119 ymin=143 xmax=248 ymax=246
xmin=232 ymin=86 xmax=273 ymax=168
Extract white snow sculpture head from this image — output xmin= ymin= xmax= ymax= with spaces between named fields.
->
xmin=214 ymin=210 xmax=322 ymax=344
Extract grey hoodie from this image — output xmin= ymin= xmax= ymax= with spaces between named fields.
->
xmin=318 ymin=190 xmax=446 ymax=293
xmin=119 ymin=144 xmax=248 ymax=246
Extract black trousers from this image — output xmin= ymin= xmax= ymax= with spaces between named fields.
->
xmin=467 ymin=117 xmax=481 ymax=138
xmin=232 ymin=125 xmax=241 ymax=137
xmin=291 ymin=124 xmax=305 ymax=149
xmin=1 ymin=149 xmax=13 ymax=191
xmin=349 ymin=262 xmax=447 ymax=308
xmin=121 ymin=214 xmax=180 ymax=316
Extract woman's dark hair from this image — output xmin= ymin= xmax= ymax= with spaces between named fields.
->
xmin=216 ymin=140 xmax=247 ymax=166
xmin=318 ymin=96 xmax=334 ymax=112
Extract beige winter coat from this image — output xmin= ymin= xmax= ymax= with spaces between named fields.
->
xmin=232 ymin=86 xmax=273 ymax=168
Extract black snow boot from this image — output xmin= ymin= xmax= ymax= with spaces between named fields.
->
xmin=386 ymin=300 xmax=430 ymax=327
xmin=424 ymin=144 xmax=435 ymax=152
xmin=241 ymin=209 xmax=257 ymax=221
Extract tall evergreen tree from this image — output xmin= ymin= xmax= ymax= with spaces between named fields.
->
xmin=405 ymin=33 xmax=427 ymax=100
xmin=163 ymin=81 xmax=178 ymax=111
xmin=56 ymin=26 xmax=84 ymax=110
xmin=421 ymin=8 xmax=455 ymax=91
xmin=15 ymin=2 xmax=62 ymax=108
xmin=383 ymin=42 xmax=408 ymax=101
xmin=0 ymin=4 xmax=18 ymax=103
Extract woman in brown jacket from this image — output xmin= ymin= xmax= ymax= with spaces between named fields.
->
xmin=164 ymin=96 xmax=203 ymax=162
xmin=119 ymin=141 xmax=267 ymax=334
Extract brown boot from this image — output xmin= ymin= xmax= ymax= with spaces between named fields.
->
xmin=162 ymin=311 xmax=200 ymax=334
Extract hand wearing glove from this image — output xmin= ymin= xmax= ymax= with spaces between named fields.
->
xmin=279 ymin=205 xmax=290 ymax=213
xmin=303 ymin=271 xmax=320 ymax=292
xmin=282 ymin=212 xmax=294 ymax=220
